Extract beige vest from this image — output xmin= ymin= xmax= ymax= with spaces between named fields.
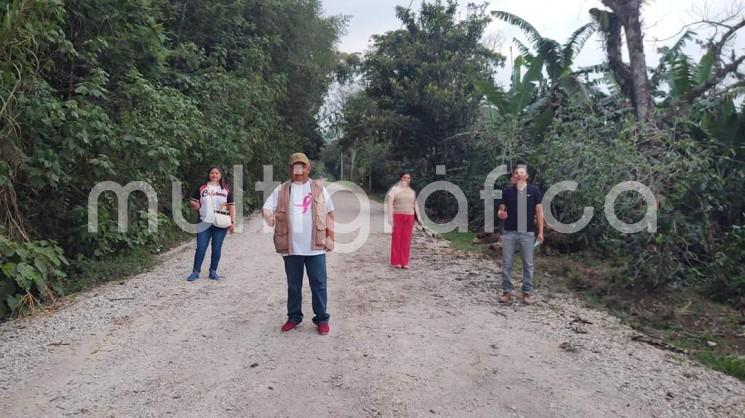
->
xmin=273 ymin=179 xmax=329 ymax=254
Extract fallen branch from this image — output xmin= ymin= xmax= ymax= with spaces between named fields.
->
xmin=570 ymin=315 xmax=593 ymax=325
xmin=416 ymin=224 xmax=438 ymax=239
xmin=492 ymin=310 xmax=508 ymax=319
xmin=631 ymin=334 xmax=687 ymax=354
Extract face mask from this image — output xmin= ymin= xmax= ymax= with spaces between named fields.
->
xmin=293 ymin=164 xmax=304 ymax=175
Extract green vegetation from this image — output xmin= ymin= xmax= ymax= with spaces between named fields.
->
xmin=440 ymin=231 xmax=479 ymax=254
xmin=1 ymin=0 xmax=743 ymax=383
xmin=0 ymin=0 xmax=346 ymax=316
xmin=324 ymin=0 xmax=745 ymax=304
xmin=695 ymin=352 xmax=745 ymax=381
xmin=322 ymin=0 xmax=745 ymax=380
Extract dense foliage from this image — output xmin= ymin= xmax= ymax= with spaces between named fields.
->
xmin=327 ymin=0 xmax=745 ymax=302
xmin=0 ymin=0 xmax=345 ymax=315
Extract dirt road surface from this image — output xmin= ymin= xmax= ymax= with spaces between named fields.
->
xmin=1 ymin=188 xmax=744 ymax=417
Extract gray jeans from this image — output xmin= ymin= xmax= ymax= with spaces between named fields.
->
xmin=500 ymin=231 xmax=535 ymax=294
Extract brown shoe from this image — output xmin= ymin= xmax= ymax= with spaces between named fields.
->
xmin=522 ymin=293 xmax=534 ymax=305
xmin=498 ymin=292 xmax=512 ymax=304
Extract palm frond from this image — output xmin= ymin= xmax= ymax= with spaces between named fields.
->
xmin=492 ymin=11 xmax=542 ymax=49
xmin=512 ymin=38 xmax=534 ymax=61
xmin=653 ymin=30 xmax=697 ymax=76
xmin=668 ymin=30 xmax=697 ymax=56
xmin=473 ymin=78 xmax=509 ymax=114
xmin=510 ymin=55 xmax=524 ymax=96
xmin=695 ymin=51 xmax=714 ymax=86
xmin=602 ymin=72 xmax=621 ymax=97
xmin=557 ymin=76 xmax=590 ymax=104
xmin=573 ymin=63 xmax=608 ymax=76
xmin=669 ymin=53 xmax=694 ymax=98
xmin=512 ymin=55 xmax=543 ymax=114
xmin=537 ymin=39 xmax=562 ymax=80
xmin=562 ymin=22 xmax=597 ymax=70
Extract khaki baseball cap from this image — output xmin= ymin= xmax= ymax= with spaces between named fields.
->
xmin=289 ymin=152 xmax=310 ymax=166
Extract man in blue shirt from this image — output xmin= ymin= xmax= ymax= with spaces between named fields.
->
xmin=497 ymin=166 xmax=544 ymax=305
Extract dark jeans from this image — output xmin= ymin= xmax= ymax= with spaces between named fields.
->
xmin=192 ymin=223 xmax=228 ymax=274
xmin=283 ymin=254 xmax=329 ymax=325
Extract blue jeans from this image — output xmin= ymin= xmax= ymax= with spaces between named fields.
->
xmin=501 ymin=231 xmax=535 ymax=294
xmin=283 ymin=254 xmax=329 ymax=325
xmin=192 ymin=223 xmax=228 ymax=274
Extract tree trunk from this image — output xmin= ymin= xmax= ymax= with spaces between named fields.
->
xmin=619 ymin=2 xmax=653 ymax=122
xmin=594 ymin=0 xmax=654 ymax=122
xmin=590 ymin=9 xmax=634 ymax=103
xmin=349 ymin=148 xmax=357 ymax=183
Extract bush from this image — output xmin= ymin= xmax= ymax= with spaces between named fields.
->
xmin=708 ymin=224 xmax=745 ymax=302
xmin=0 ymin=237 xmax=68 ymax=316
xmin=467 ymin=99 xmax=744 ymax=295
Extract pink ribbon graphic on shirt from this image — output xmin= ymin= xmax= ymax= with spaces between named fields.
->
xmin=294 ymin=193 xmax=312 ymax=214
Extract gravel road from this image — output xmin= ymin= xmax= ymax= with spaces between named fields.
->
xmin=0 ymin=188 xmax=744 ymax=417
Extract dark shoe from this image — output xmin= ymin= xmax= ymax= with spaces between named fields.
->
xmin=498 ymin=292 xmax=512 ymax=304
xmin=187 ymin=272 xmax=199 ymax=281
xmin=317 ymin=323 xmax=330 ymax=335
xmin=281 ymin=320 xmax=299 ymax=332
xmin=208 ymin=270 xmax=220 ymax=280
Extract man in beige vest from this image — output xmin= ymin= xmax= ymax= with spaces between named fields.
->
xmin=262 ymin=153 xmax=335 ymax=335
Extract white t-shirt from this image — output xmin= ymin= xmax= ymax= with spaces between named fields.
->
xmin=263 ymin=180 xmax=334 ymax=256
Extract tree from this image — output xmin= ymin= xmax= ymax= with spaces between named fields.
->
xmin=354 ymin=0 xmax=502 ymax=177
xmin=591 ymin=0 xmax=654 ymax=123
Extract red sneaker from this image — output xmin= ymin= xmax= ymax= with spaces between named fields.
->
xmin=281 ymin=320 xmax=298 ymax=332
xmin=317 ymin=323 xmax=330 ymax=335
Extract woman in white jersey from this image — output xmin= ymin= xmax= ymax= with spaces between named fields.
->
xmin=186 ymin=167 xmax=235 ymax=281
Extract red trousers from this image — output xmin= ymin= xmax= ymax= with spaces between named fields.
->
xmin=391 ymin=213 xmax=415 ymax=266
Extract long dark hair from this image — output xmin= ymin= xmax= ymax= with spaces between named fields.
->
xmin=205 ymin=166 xmax=230 ymax=191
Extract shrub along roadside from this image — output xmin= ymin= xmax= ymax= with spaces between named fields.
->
xmin=0 ymin=214 xmax=192 ymax=319
xmin=65 ymin=217 xmax=191 ymax=294
xmin=0 ymin=237 xmax=68 ymax=317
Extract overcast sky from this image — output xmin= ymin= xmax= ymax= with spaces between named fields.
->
xmin=321 ymin=0 xmax=744 ymax=87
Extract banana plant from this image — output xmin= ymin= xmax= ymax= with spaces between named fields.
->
xmin=475 ymin=11 xmax=598 ymax=137
xmin=652 ymin=30 xmax=715 ymax=102
xmin=491 ymin=11 xmax=597 ymax=89
xmin=474 ymin=53 xmax=543 ymax=117
xmin=653 ymin=30 xmax=744 ymax=157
